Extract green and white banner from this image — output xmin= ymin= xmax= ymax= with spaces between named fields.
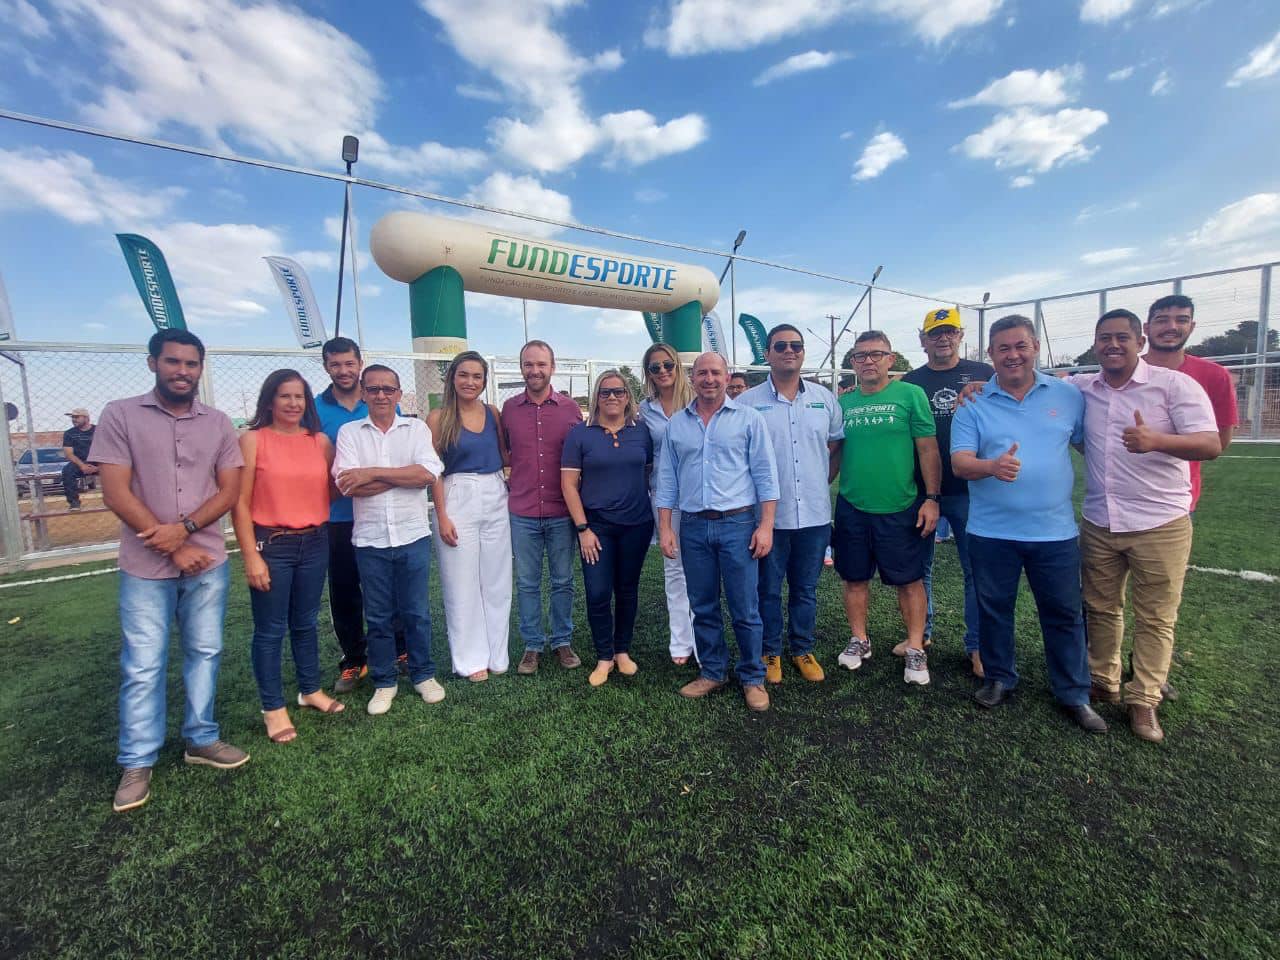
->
xmin=641 ymin=311 xmax=664 ymax=343
xmin=117 ymin=234 xmax=187 ymax=331
xmin=701 ymin=310 xmax=727 ymax=358
xmin=738 ymin=313 xmax=766 ymax=364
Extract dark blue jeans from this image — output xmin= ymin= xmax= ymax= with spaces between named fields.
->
xmin=969 ymin=534 xmax=1090 ymax=706
xmin=679 ymin=511 xmax=765 ymax=686
xmin=758 ymin=524 xmax=829 ymax=657
xmin=250 ymin=526 xmax=329 ymax=710
xmin=355 ymin=535 xmax=435 ymax=689
xmin=924 ymin=494 xmax=978 ymax=653
xmin=580 ymin=513 xmax=654 ymax=660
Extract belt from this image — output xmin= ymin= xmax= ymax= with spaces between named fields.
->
xmin=687 ymin=505 xmax=753 ymax=521
xmin=255 ymin=524 xmax=325 ymax=544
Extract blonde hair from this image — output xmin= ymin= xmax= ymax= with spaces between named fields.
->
xmin=588 ymin=370 xmax=638 ymax=427
xmin=437 ymin=351 xmax=488 ymax=452
xmin=641 ymin=343 xmax=692 ymax=409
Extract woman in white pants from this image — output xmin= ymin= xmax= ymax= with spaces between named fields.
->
xmin=427 ymin=352 xmax=512 ymax=681
xmin=638 ymin=343 xmax=697 ymax=665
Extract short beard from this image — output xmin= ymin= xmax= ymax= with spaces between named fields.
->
xmin=1149 ymin=338 xmax=1187 ymax=353
xmin=155 ymin=378 xmax=197 ymax=404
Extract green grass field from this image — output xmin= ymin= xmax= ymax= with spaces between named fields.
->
xmin=2 ymin=449 xmax=1278 ymax=959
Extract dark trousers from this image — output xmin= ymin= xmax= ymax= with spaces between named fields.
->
xmin=757 ymin=524 xmax=829 ymax=657
xmin=328 ymin=520 xmax=404 ymax=670
xmin=969 ymin=534 xmax=1090 ymax=706
xmin=580 ymin=513 xmax=654 ymax=660
xmin=249 ymin=526 xmax=329 ymax=710
xmin=61 ymin=462 xmax=85 ymax=506
xmin=354 ymin=536 xmax=435 ymax=689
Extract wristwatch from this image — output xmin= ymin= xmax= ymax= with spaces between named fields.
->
xmin=924 ymin=494 xmax=941 ymax=503
xmin=182 ymin=517 xmax=199 ymax=534
xmin=575 ymin=523 xmax=589 ymax=533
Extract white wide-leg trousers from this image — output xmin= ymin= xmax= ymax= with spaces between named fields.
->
xmin=653 ymin=499 xmax=696 ymax=659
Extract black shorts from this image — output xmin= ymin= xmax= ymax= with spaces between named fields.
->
xmin=832 ymin=495 xmax=930 ymax=586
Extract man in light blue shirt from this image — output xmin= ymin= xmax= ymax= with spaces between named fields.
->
xmin=657 ymin=352 xmax=779 ymax=712
xmin=950 ymin=314 xmax=1106 ymax=733
xmin=739 ymin=324 xmax=843 ymax=685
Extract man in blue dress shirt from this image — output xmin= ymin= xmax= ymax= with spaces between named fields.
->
xmin=950 ymin=315 xmax=1107 ymax=733
xmin=739 ymin=324 xmax=843 ymax=685
xmin=657 ymin=352 xmax=780 ymax=712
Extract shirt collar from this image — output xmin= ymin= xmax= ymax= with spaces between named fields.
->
xmin=988 ymin=369 xmax=1053 ymax=400
xmin=518 ymin=388 xmax=566 ymax=406
xmin=1089 ymin=357 xmax=1150 ymax=390
xmin=359 ymin=413 xmax=413 ymax=431
xmin=683 ymin=394 xmax=739 ymax=417
xmin=766 ymin=375 xmax=806 ymax=400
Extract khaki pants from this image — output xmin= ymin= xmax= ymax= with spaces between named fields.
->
xmin=1081 ymin=515 xmax=1193 ymax=708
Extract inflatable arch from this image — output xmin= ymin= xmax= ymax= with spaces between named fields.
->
xmin=369 ymin=211 xmax=720 ymax=363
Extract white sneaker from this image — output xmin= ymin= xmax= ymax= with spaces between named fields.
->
xmin=414 ymin=677 xmax=446 ymax=704
xmin=904 ymin=647 xmax=930 ymax=685
xmin=367 ymin=686 xmax=398 ymax=715
xmin=838 ymin=637 xmax=865 ymax=671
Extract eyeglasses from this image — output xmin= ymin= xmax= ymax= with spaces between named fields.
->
xmin=363 ymin=385 xmax=399 ymax=395
xmin=772 ymin=340 xmax=805 ymax=353
xmin=647 ymin=360 xmax=676 ymax=374
xmin=925 ymin=328 xmax=961 ymax=340
xmin=850 ymin=350 xmax=892 ymax=363
xmin=598 ymin=387 xmax=628 ymax=399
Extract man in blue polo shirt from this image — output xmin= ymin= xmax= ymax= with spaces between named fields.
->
xmin=950 ymin=315 xmax=1106 ymax=733
xmin=739 ymin=324 xmax=843 ymax=685
xmin=316 ymin=336 xmax=405 ymax=693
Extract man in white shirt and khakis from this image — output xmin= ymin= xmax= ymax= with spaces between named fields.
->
xmin=333 ymin=364 xmax=446 ymax=715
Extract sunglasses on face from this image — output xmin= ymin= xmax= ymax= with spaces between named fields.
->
xmin=363 ymin=385 xmax=399 ymax=395
xmin=598 ymin=387 xmax=628 ymax=399
xmin=926 ymin=328 xmax=961 ymax=340
xmin=850 ymin=350 xmax=892 ymax=363
xmin=647 ymin=360 xmax=676 ymax=374
xmin=772 ymin=340 xmax=805 ymax=353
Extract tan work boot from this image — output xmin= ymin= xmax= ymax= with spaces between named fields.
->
xmin=764 ymin=655 xmax=782 ymax=684
xmin=792 ymin=654 xmax=825 ymax=682
xmin=743 ymin=684 xmax=770 ymax=712
xmin=113 ymin=767 xmax=152 ymax=813
xmin=1128 ymin=704 xmax=1165 ymax=743
xmin=517 ymin=650 xmax=540 ymax=675
xmin=679 ymin=677 xmax=726 ymax=699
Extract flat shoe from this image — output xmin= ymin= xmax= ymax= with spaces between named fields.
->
xmin=296 ymin=693 xmax=344 ymax=714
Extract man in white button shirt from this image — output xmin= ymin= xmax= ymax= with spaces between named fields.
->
xmin=333 ymin=365 xmax=446 ymax=716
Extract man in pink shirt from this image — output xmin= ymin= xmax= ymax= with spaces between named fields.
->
xmin=501 ymin=340 xmax=584 ymax=674
xmin=1072 ymin=309 xmax=1221 ymax=743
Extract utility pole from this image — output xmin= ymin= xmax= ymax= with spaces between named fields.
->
xmin=334 ymin=135 xmax=359 ymax=339
xmin=826 ymin=314 xmax=840 ymax=388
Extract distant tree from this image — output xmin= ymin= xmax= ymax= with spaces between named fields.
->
xmin=615 ymin=365 xmax=645 ymax=402
xmin=1073 ymin=346 xmax=1098 ymax=365
xmin=891 ymin=353 xmax=911 ymax=372
xmin=1187 ymin=321 xmax=1279 ymax=359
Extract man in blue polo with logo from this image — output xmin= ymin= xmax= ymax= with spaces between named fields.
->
xmin=739 ymin=324 xmax=843 ymax=685
xmin=950 ymin=314 xmax=1106 ymax=733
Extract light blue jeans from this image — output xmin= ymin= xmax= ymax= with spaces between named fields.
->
xmin=117 ymin=562 xmax=229 ymax=768
xmin=510 ymin=514 xmax=575 ymax=652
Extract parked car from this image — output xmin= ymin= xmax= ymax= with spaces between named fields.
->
xmin=14 ymin=447 xmax=96 ymax=499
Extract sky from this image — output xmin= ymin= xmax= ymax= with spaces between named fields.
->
xmin=0 ymin=0 xmax=1278 ymax=369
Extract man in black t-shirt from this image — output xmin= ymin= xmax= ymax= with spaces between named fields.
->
xmin=61 ymin=407 xmax=97 ymax=510
xmin=901 ymin=308 xmax=994 ymax=677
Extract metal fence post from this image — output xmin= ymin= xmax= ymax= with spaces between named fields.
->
xmin=977 ymin=308 xmax=985 ymax=358
xmin=1033 ymin=301 xmax=1044 ymax=368
xmin=1251 ymin=265 xmax=1271 ymax=441
xmin=0 ymin=373 xmax=25 ymax=568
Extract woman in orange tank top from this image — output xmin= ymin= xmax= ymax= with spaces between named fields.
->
xmin=231 ymin=369 xmax=342 ymax=743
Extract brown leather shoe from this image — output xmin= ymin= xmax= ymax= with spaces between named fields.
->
xmin=1128 ymin=704 xmax=1165 ymax=743
xmin=764 ymin=655 xmax=782 ymax=684
xmin=743 ymin=684 xmax=770 ymax=712
xmin=183 ymin=740 xmax=250 ymax=769
xmin=554 ymin=646 xmax=582 ymax=669
xmin=1089 ymin=682 xmax=1121 ymax=705
xmin=113 ymin=767 xmax=152 ymax=813
xmin=679 ymin=677 xmax=726 ymax=699
xmin=517 ymin=650 xmax=540 ymax=675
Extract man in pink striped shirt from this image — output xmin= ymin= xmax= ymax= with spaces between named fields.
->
xmin=1071 ymin=309 xmax=1221 ymax=743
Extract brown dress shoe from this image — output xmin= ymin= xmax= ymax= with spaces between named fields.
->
xmin=743 ymin=684 xmax=770 ymax=712
xmin=1128 ymin=704 xmax=1165 ymax=743
xmin=679 ymin=677 xmax=726 ymax=699
xmin=113 ymin=767 xmax=152 ymax=813
xmin=517 ymin=650 xmax=540 ymax=675
xmin=554 ymin=646 xmax=582 ymax=669
xmin=1089 ymin=682 xmax=1121 ymax=705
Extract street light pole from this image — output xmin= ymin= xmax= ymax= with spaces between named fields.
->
xmin=718 ymin=229 xmax=746 ymax=367
xmin=334 ymin=135 xmax=359 ymax=339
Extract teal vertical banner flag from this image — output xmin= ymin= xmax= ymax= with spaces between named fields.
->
xmin=117 ymin=234 xmax=187 ymax=331
xmin=641 ymin=311 xmax=664 ymax=343
xmin=738 ymin=313 xmax=766 ymax=364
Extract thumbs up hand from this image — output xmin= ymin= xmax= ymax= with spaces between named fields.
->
xmin=992 ymin=442 xmax=1021 ymax=482
xmin=1122 ymin=409 xmax=1160 ymax=454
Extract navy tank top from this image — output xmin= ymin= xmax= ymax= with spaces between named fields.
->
xmin=442 ymin=404 xmax=504 ymax=476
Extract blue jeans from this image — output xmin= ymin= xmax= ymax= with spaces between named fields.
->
xmin=924 ymin=494 xmax=979 ymax=653
xmin=117 ymin=562 xmax=229 ymax=768
xmin=969 ymin=534 xmax=1090 ymax=706
xmin=354 ymin=536 xmax=435 ymax=689
xmin=679 ymin=511 xmax=765 ymax=686
xmin=758 ymin=524 xmax=829 ymax=657
xmin=580 ymin=513 xmax=654 ymax=660
xmin=510 ymin=514 xmax=575 ymax=652
xmin=249 ymin=526 xmax=328 ymax=710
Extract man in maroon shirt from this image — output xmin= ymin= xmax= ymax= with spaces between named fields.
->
xmin=501 ymin=340 xmax=584 ymax=674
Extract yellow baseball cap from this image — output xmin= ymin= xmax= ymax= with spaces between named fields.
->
xmin=922 ymin=307 xmax=962 ymax=333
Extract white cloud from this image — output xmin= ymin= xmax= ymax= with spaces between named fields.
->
xmin=634 ymin=188 xmax=669 ymax=204
xmin=1080 ymin=0 xmax=1138 ymax=24
xmin=1185 ymin=193 xmax=1280 ymax=248
xmin=456 ymin=83 xmax=505 ymax=103
xmin=0 ymin=148 xmax=183 ymax=225
xmin=594 ymin=312 xmax=648 ymax=336
xmin=1080 ymin=247 xmax=1137 ymax=264
xmin=1107 ymin=65 xmax=1135 ymax=81
xmin=1076 ymin=199 xmax=1139 ymax=221
xmin=464 ymin=171 xmax=574 ymax=238
xmin=949 ymin=65 xmax=1082 ymax=108
xmin=1150 ymin=69 xmax=1172 ymax=95
xmin=1010 ymin=175 xmax=1035 ymax=188
xmin=936 ymin=268 xmax=1068 ymax=305
xmin=649 ymin=0 xmax=1004 ymax=55
xmin=82 ymin=321 xmax=108 ymax=331
xmin=1226 ymin=30 xmax=1280 ymax=87
xmin=1 ymin=0 xmax=50 ymax=38
xmin=598 ymin=110 xmax=709 ymax=166
xmin=753 ymin=50 xmax=849 ymax=87
xmin=958 ymin=107 xmax=1108 ymax=174
xmin=144 ymin=221 xmax=284 ymax=323
xmin=51 ymin=0 xmax=483 ymax=180
xmin=839 ymin=130 xmax=855 ymax=140
xmin=853 ymin=131 xmax=908 ymax=181
xmin=491 ymin=94 xmax=602 ymax=173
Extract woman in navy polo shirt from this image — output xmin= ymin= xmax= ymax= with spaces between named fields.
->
xmin=562 ymin=371 xmax=654 ymax=686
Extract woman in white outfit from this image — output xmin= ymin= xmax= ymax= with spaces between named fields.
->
xmin=427 ymin=352 xmax=513 ymax=681
xmin=638 ymin=343 xmax=697 ymax=665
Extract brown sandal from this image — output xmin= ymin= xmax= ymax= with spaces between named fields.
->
xmin=262 ymin=710 xmax=297 ymax=743
xmin=296 ymin=693 xmax=345 ymax=714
